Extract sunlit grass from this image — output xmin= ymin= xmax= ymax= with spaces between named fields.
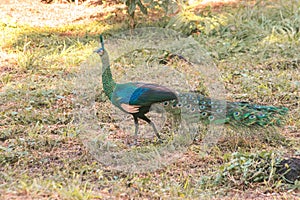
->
xmin=1 ymin=0 xmax=300 ymax=199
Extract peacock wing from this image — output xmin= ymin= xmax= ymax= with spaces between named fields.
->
xmin=128 ymin=83 xmax=177 ymax=106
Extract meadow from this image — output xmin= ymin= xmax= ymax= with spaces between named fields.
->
xmin=0 ymin=0 xmax=299 ymax=199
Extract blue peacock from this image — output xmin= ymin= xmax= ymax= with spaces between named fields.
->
xmin=94 ymin=35 xmax=288 ymax=144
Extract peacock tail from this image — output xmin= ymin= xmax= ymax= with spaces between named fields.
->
xmin=160 ymin=92 xmax=288 ymax=128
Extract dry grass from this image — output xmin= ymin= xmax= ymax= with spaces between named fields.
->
xmin=1 ymin=0 xmax=299 ymax=199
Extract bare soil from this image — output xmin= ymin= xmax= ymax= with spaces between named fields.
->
xmin=0 ymin=0 xmax=125 ymax=27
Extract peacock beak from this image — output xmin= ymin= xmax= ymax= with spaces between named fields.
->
xmin=94 ymin=47 xmax=104 ymax=55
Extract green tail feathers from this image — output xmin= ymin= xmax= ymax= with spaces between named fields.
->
xmin=161 ymin=92 xmax=288 ymax=127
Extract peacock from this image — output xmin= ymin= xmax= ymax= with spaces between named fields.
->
xmin=94 ymin=35 xmax=288 ymax=144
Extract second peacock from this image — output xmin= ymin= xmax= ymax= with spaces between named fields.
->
xmin=94 ymin=35 xmax=288 ymax=144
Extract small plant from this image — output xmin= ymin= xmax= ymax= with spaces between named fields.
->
xmin=124 ymin=0 xmax=148 ymax=28
xmin=17 ymin=51 xmax=39 ymax=71
xmin=199 ymin=151 xmax=287 ymax=190
xmin=123 ymin=0 xmax=171 ymax=28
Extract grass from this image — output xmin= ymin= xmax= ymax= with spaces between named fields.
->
xmin=1 ymin=0 xmax=300 ymax=199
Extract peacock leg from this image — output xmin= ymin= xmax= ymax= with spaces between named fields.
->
xmin=133 ymin=116 xmax=139 ymax=145
xmin=149 ymin=122 xmax=161 ymax=139
xmin=139 ymin=115 xmax=161 ymax=140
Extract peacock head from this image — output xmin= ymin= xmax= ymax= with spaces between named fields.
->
xmin=94 ymin=35 xmax=105 ymax=56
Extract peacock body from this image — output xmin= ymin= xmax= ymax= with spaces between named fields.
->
xmin=94 ymin=35 xmax=288 ymax=143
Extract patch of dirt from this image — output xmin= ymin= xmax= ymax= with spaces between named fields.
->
xmin=0 ymin=0 xmax=125 ymax=27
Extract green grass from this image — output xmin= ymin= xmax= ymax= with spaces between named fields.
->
xmin=1 ymin=0 xmax=300 ymax=199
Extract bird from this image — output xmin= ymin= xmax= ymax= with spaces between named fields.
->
xmin=94 ymin=35 xmax=288 ymax=144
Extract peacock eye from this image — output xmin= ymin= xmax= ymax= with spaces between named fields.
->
xmin=177 ymin=103 xmax=182 ymax=108
xmin=201 ymin=101 xmax=206 ymax=105
xmin=233 ymin=111 xmax=240 ymax=116
xmin=163 ymin=101 xmax=169 ymax=106
xmin=216 ymin=109 xmax=222 ymax=113
xmin=186 ymin=104 xmax=191 ymax=109
xmin=199 ymin=105 xmax=206 ymax=110
xmin=172 ymin=104 xmax=177 ymax=108
xmin=191 ymin=108 xmax=195 ymax=112
xmin=201 ymin=112 xmax=207 ymax=116
xmin=208 ymin=115 xmax=214 ymax=121
xmin=249 ymin=115 xmax=256 ymax=119
xmin=194 ymin=100 xmax=199 ymax=104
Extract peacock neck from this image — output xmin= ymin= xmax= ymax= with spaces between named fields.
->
xmin=101 ymin=51 xmax=116 ymax=100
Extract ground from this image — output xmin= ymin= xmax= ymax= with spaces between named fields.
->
xmin=0 ymin=0 xmax=125 ymax=27
xmin=0 ymin=0 xmax=300 ymax=199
